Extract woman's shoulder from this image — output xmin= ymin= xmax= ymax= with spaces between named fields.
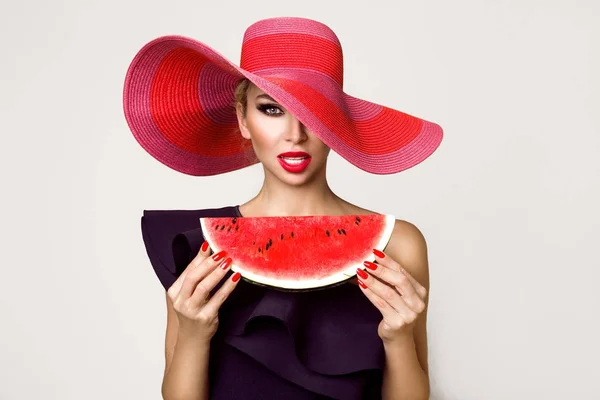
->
xmin=386 ymin=219 xmax=428 ymax=266
xmin=140 ymin=205 xmax=240 ymax=290
xmin=349 ymin=203 xmax=429 ymax=283
xmin=141 ymin=205 xmax=240 ymax=245
xmin=347 ymin=203 xmax=425 ymax=245
xmin=384 ymin=217 xmax=429 ymax=292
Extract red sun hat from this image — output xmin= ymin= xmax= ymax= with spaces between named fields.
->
xmin=123 ymin=17 xmax=443 ymax=176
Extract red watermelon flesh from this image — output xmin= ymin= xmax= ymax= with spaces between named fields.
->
xmin=200 ymin=214 xmax=395 ymax=291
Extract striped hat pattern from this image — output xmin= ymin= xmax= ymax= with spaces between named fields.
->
xmin=123 ymin=17 xmax=443 ymax=176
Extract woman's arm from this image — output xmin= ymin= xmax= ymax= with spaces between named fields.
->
xmin=158 ymin=246 xmax=240 ymax=399
xmin=161 ymin=293 xmax=210 ymax=400
xmin=382 ymin=220 xmax=430 ymax=399
xmin=357 ymin=220 xmax=430 ymax=399
xmin=381 ymin=328 xmax=430 ymax=400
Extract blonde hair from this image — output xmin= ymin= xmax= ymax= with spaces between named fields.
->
xmin=233 ymin=78 xmax=258 ymax=163
xmin=234 ymin=78 xmax=251 ymax=117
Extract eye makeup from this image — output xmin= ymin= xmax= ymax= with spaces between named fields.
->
xmin=256 ymin=103 xmax=285 ymax=117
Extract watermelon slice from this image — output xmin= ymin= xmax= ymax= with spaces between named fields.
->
xmin=200 ymin=214 xmax=395 ymax=291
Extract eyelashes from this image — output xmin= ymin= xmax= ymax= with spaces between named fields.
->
xmin=256 ymin=103 xmax=285 ymax=117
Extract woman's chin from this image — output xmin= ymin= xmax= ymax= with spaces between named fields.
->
xmin=277 ymin=170 xmax=311 ymax=185
xmin=267 ymin=163 xmax=322 ymax=186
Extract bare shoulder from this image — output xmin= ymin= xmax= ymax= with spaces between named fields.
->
xmin=342 ymin=203 xmax=429 ymax=287
xmin=386 ymin=218 xmax=430 ymax=290
xmin=387 ymin=219 xmax=428 ymax=260
xmin=344 ymin=203 xmax=428 ymax=259
xmin=347 ymin=202 xmax=429 ymax=286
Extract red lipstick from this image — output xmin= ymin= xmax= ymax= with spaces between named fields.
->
xmin=277 ymin=151 xmax=312 ymax=173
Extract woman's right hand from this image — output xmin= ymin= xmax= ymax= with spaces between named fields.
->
xmin=166 ymin=241 xmax=241 ymax=343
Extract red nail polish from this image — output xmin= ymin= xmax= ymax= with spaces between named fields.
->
xmin=356 ymin=268 xmax=368 ymax=280
xmin=363 ymin=261 xmax=377 ymax=270
xmin=212 ymin=250 xmax=227 ymax=262
xmin=232 ymin=272 xmax=241 ymax=282
xmin=201 ymin=241 xmax=209 ymax=252
xmin=373 ymin=249 xmax=385 ymax=258
xmin=357 ymin=279 xmax=367 ymax=289
xmin=220 ymin=257 xmax=232 ymax=270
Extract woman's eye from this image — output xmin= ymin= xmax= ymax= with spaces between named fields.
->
xmin=257 ymin=104 xmax=284 ymax=116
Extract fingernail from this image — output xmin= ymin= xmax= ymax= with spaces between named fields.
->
xmin=201 ymin=241 xmax=209 ymax=252
xmin=220 ymin=257 xmax=232 ymax=270
xmin=232 ymin=272 xmax=241 ymax=282
xmin=373 ymin=249 xmax=385 ymax=258
xmin=356 ymin=268 xmax=368 ymax=280
xmin=357 ymin=279 xmax=367 ymax=289
xmin=363 ymin=261 xmax=377 ymax=270
xmin=212 ymin=250 xmax=227 ymax=262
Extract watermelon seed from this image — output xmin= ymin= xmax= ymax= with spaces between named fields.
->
xmin=356 ymin=216 xmax=361 ymax=222
xmin=341 ymin=229 xmax=346 ymax=235
xmin=236 ymin=225 xmax=239 ymax=231
xmin=337 ymin=229 xmax=342 ymax=234
xmin=258 ymin=247 xmax=262 ymax=253
xmin=220 ymin=225 xmax=225 ymax=230
xmin=269 ymin=238 xmax=273 ymax=246
xmin=214 ymin=225 xmax=220 ymax=230
xmin=227 ymin=226 xmax=231 ymax=232
xmin=253 ymin=241 xmax=256 ymax=245
xmin=291 ymin=232 xmax=294 ymax=238
xmin=280 ymin=234 xmax=284 ymax=240
xmin=265 ymin=242 xmax=270 ymax=251
xmin=355 ymin=221 xmax=359 ymax=225
xmin=232 ymin=217 xmax=237 ymax=224
xmin=326 ymin=230 xmax=330 ymax=237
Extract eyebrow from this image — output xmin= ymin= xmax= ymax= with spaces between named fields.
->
xmin=255 ymin=93 xmax=278 ymax=102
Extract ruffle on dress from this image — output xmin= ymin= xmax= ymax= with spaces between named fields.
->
xmin=140 ymin=207 xmax=385 ymax=399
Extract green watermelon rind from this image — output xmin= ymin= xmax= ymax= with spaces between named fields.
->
xmin=200 ymin=214 xmax=396 ymax=291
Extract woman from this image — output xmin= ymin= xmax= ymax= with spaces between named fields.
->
xmin=126 ymin=17 xmax=443 ymax=400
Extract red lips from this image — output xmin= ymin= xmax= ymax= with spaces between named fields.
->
xmin=277 ymin=151 xmax=312 ymax=173
xmin=278 ymin=151 xmax=310 ymax=158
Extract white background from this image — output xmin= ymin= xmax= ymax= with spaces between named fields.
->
xmin=1 ymin=0 xmax=599 ymax=399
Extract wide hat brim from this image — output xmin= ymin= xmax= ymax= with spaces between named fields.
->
xmin=123 ymin=35 xmax=443 ymax=176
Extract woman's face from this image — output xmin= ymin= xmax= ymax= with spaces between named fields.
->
xmin=236 ymin=84 xmax=331 ymax=185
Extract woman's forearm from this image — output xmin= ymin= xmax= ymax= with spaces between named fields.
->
xmin=381 ymin=337 xmax=430 ymax=400
xmin=162 ymin=332 xmax=211 ymax=400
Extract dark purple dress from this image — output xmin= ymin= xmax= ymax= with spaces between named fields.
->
xmin=141 ymin=205 xmax=385 ymax=399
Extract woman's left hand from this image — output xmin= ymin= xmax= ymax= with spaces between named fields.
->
xmin=356 ymin=249 xmax=428 ymax=344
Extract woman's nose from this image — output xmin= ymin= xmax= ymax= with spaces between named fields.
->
xmin=285 ymin=117 xmax=308 ymax=143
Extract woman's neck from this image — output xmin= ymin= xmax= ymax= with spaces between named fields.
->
xmin=239 ymin=174 xmax=351 ymax=217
